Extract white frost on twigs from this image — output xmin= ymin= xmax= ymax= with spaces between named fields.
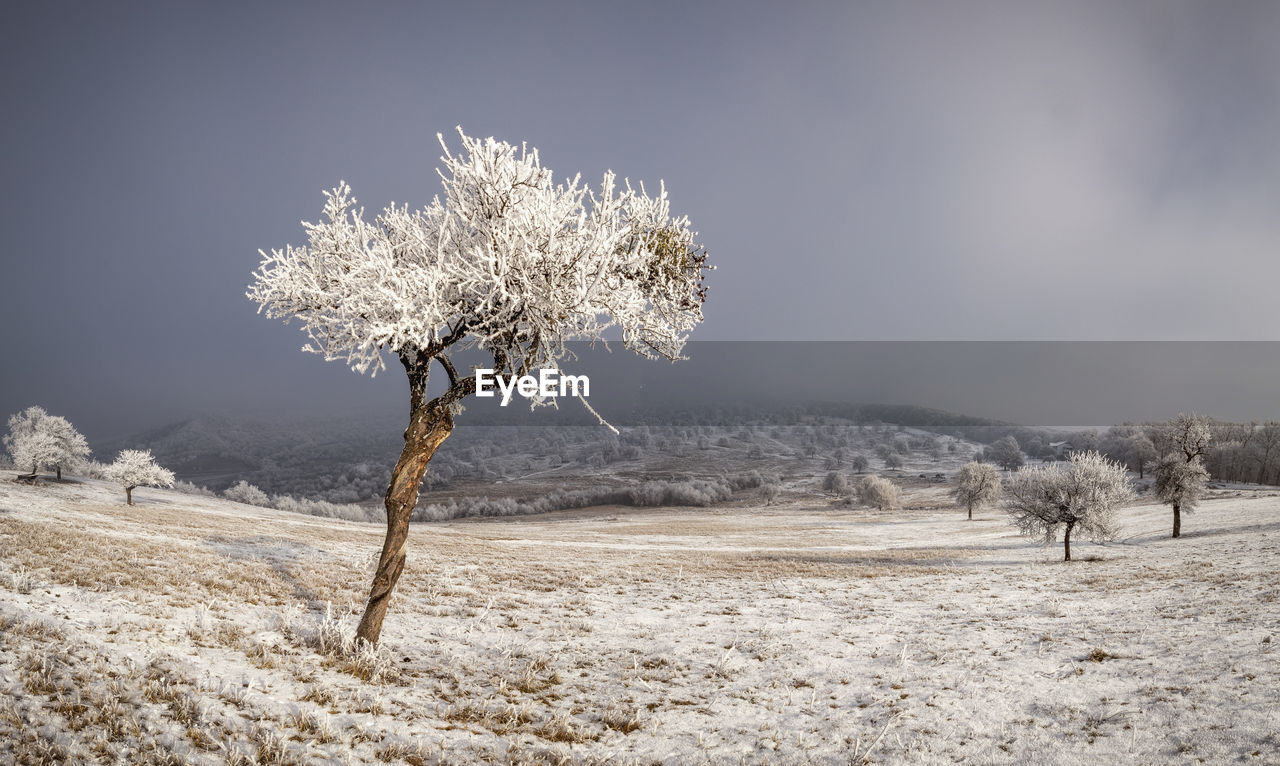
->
xmin=247 ymin=128 xmax=711 ymax=388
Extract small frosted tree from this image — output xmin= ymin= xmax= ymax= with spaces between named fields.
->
xmin=850 ymin=454 xmax=869 ymax=473
xmin=1158 ymin=412 xmax=1212 ymax=538
xmin=1002 ymin=451 xmax=1132 ymax=561
xmin=822 ymin=471 xmax=850 ymax=497
xmin=248 ymin=128 xmax=711 ymax=646
xmin=1153 ymin=455 xmax=1209 ymax=539
xmin=856 ymin=475 xmax=900 ymax=511
xmin=107 ymin=449 xmax=175 ymax=505
xmin=989 ymin=435 xmax=1024 ymax=471
xmin=5 ymin=406 xmax=91 ymax=480
xmin=951 ymin=461 xmax=1001 ymax=520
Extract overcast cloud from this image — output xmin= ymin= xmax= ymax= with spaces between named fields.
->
xmin=2 ymin=1 xmax=1277 ymax=437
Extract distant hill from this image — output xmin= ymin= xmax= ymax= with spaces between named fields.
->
xmin=96 ymin=413 xmax=404 ymax=495
xmin=94 ymin=401 xmax=1030 ymax=502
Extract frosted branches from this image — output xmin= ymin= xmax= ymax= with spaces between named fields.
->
xmin=247 ymin=128 xmax=711 ymax=386
xmin=1003 ymin=451 xmax=1133 ymax=559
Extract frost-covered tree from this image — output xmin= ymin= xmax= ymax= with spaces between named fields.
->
xmin=7 ymin=429 xmax=61 ymax=480
xmin=1153 ymin=455 xmax=1209 ymax=539
xmin=856 ymin=475 xmax=900 ymax=511
xmin=1156 ymin=412 xmax=1212 ymax=538
xmin=951 ymin=461 xmax=1001 ymax=520
xmin=4 ymin=406 xmax=91 ymax=480
xmin=989 ymin=435 xmax=1024 ymax=471
xmin=822 ymin=471 xmax=850 ymax=497
xmin=1167 ymin=412 xmax=1212 ymax=463
xmin=1002 ymin=451 xmax=1132 ymax=561
xmin=107 ymin=449 xmax=175 ymax=505
xmin=224 ymin=480 xmax=271 ymax=507
xmin=248 ymin=129 xmax=710 ymax=646
xmin=850 ymin=454 xmax=869 ymax=473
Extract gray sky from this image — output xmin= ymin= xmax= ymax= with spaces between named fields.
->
xmin=2 ymin=1 xmax=1278 ymax=438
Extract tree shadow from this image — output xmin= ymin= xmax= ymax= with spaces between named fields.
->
xmin=1119 ymin=519 xmax=1280 ymax=545
xmin=743 ymin=550 xmax=970 ymax=569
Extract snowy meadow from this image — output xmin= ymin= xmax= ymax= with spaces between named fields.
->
xmin=2 ymin=475 xmax=1277 ymax=764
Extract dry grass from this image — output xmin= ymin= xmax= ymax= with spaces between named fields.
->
xmin=3 ymin=478 xmax=1279 ymax=764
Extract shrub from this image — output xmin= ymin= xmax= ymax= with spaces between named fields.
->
xmin=856 ymin=476 xmax=899 ymax=510
xmin=223 ymin=480 xmax=271 ymax=507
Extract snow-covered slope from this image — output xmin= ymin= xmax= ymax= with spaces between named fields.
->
xmin=2 ymin=476 xmax=1277 ymax=764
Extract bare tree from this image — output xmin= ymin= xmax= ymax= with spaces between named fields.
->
xmin=989 ymin=435 xmax=1024 ymax=471
xmin=1124 ymin=433 xmax=1157 ymax=479
xmin=1153 ymin=454 xmax=1209 ymax=538
xmin=856 ymin=475 xmax=900 ymax=511
xmin=1102 ymin=425 xmax=1156 ymax=479
xmin=822 ymin=471 xmax=850 ymax=497
xmin=248 ymin=129 xmax=710 ymax=647
xmin=1168 ymin=412 xmax=1212 ymax=462
xmin=1002 ymin=451 xmax=1132 ymax=561
xmin=951 ymin=461 xmax=1001 ymax=520
xmin=1250 ymin=422 xmax=1280 ymax=485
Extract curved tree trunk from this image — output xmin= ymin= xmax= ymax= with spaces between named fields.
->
xmin=125 ymin=486 xmax=133 ymax=505
xmin=1063 ymin=521 xmax=1074 ymax=561
xmin=356 ymin=356 xmax=455 ymax=647
xmin=1172 ymin=502 xmax=1181 ymax=538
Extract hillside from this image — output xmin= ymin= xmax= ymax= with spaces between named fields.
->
xmin=93 ymin=407 xmax=1004 ymax=510
xmin=2 ymin=476 xmax=1278 ymax=763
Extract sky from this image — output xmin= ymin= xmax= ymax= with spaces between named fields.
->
xmin=2 ymin=1 xmax=1279 ymax=438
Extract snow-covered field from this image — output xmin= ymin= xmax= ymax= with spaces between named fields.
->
xmin=2 ymin=477 xmax=1278 ymax=764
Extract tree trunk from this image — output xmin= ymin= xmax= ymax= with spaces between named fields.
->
xmin=56 ymin=465 xmax=62 ymax=481
xmin=1172 ymin=502 xmax=1181 ymax=538
xmin=355 ymin=361 xmax=454 ymax=647
xmin=1063 ymin=522 xmax=1074 ymax=561
xmin=125 ymin=486 xmax=133 ymax=505
xmin=967 ymin=504 xmax=973 ymax=521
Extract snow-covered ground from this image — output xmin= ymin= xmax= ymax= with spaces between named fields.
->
xmin=2 ymin=477 xmax=1278 ymax=764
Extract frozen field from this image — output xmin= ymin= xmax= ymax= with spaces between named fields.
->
xmin=1 ymin=478 xmax=1278 ymax=764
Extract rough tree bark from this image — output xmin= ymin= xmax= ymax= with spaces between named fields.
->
xmin=126 ymin=486 xmax=133 ymax=505
xmin=355 ymin=347 xmax=475 ymax=647
xmin=1172 ymin=502 xmax=1181 ymax=539
xmin=1062 ymin=519 xmax=1075 ymax=561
